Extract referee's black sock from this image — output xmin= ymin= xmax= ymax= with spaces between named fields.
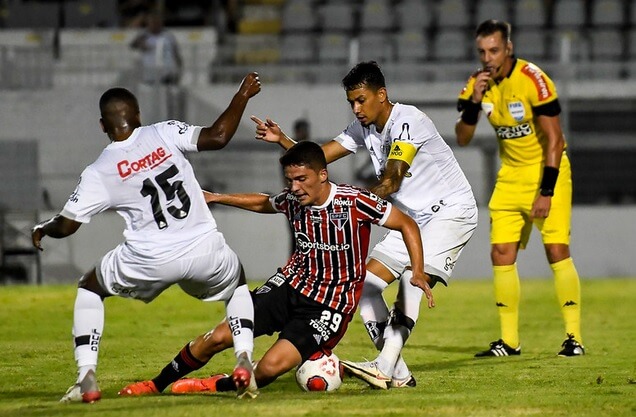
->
xmin=152 ymin=343 xmax=207 ymax=392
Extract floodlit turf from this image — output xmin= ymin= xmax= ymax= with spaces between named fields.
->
xmin=0 ymin=279 xmax=634 ymax=417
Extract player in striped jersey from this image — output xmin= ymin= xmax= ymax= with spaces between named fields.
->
xmin=456 ymin=20 xmax=584 ymax=357
xmin=32 ymin=73 xmax=261 ymax=402
xmin=119 ymin=141 xmax=432 ymax=396
xmin=252 ymin=61 xmax=478 ymax=389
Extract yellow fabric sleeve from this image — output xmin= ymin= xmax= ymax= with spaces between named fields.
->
xmin=388 ymin=141 xmax=417 ymax=166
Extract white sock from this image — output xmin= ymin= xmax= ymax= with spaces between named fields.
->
xmin=376 ymin=329 xmax=407 ymax=377
xmin=378 ymin=270 xmax=423 ymax=379
xmin=225 ymin=284 xmax=254 ymax=361
xmin=359 ymin=271 xmax=390 ymax=348
xmin=72 ymin=288 xmax=104 ymax=383
xmin=396 ymin=269 xmax=424 ymax=323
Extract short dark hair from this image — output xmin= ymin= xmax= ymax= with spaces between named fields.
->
xmin=475 ymin=19 xmax=512 ymax=42
xmin=99 ymin=87 xmax=139 ymax=114
xmin=279 ymin=141 xmax=327 ymax=171
xmin=342 ymin=61 xmax=386 ymax=92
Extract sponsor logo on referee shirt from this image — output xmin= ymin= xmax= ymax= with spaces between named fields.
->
xmin=495 ymin=123 xmax=532 ymax=140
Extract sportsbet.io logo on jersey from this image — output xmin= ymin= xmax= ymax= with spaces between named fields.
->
xmin=295 ymin=232 xmax=350 ymax=255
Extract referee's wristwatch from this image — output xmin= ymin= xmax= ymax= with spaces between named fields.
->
xmin=540 ymin=188 xmax=554 ymax=197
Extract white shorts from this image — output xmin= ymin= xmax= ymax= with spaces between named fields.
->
xmin=370 ymin=203 xmax=478 ymax=285
xmin=96 ymin=231 xmax=241 ymax=303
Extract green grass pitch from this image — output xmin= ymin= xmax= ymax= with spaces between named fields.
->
xmin=1 ymin=278 xmax=634 ymax=417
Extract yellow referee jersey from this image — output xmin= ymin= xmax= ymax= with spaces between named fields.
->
xmin=458 ymin=58 xmax=564 ymax=167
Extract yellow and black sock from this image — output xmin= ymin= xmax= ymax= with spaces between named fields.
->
xmin=493 ymin=264 xmax=521 ymax=349
xmin=551 ymin=257 xmax=582 ymax=343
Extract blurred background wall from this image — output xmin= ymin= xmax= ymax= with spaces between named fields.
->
xmin=1 ymin=0 xmax=634 ymax=283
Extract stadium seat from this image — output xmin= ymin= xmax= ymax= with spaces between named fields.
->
xmin=281 ymin=0 xmax=318 ymax=33
xmin=64 ymin=0 xmax=119 ymax=28
xmin=589 ymin=29 xmax=624 ymax=61
xmin=317 ymin=33 xmax=351 ymax=64
xmin=394 ymin=29 xmax=428 ymax=63
xmin=514 ymin=29 xmax=548 ymax=62
xmin=395 ymin=0 xmax=433 ymax=31
xmin=513 ymin=0 xmax=547 ymax=29
xmin=591 ymin=0 xmax=625 ymax=27
xmin=433 ymin=30 xmax=470 ymax=61
xmin=360 ymin=0 xmax=394 ymax=32
xmin=435 ymin=0 xmax=471 ymax=28
xmin=547 ymin=29 xmax=590 ymax=62
xmin=553 ymin=0 xmax=587 ymax=29
xmin=357 ymin=31 xmax=394 ymax=64
xmin=474 ymin=0 xmax=510 ymax=27
xmin=280 ymin=33 xmax=316 ymax=64
xmin=319 ymin=3 xmax=356 ymax=33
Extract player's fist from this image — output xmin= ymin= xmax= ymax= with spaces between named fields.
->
xmin=238 ymin=72 xmax=261 ymax=98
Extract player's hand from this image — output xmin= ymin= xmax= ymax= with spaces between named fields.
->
xmin=410 ymin=272 xmax=435 ymax=308
xmin=530 ymin=195 xmax=552 ymax=219
xmin=31 ymin=224 xmax=45 ymax=251
xmin=251 ymin=116 xmax=283 ymax=144
xmin=238 ymin=72 xmax=261 ymax=99
xmin=471 ymin=69 xmax=491 ymax=103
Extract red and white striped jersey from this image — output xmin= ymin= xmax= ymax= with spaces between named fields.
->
xmin=270 ymin=183 xmax=392 ymax=314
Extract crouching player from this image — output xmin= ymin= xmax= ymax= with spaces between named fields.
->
xmin=119 ymin=141 xmax=434 ymax=396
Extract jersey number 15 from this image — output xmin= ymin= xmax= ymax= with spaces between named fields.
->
xmin=140 ymin=164 xmax=191 ymax=229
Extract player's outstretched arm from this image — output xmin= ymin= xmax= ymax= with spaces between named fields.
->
xmin=197 ymin=72 xmax=261 ymax=151
xmin=382 ymin=207 xmax=435 ymax=308
xmin=31 ymin=215 xmax=82 ymax=251
xmin=203 ymin=191 xmax=276 ymax=214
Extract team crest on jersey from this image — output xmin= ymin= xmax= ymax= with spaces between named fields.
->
xmin=397 ymin=123 xmax=411 ymax=141
xmin=508 ymin=101 xmax=525 ymax=121
xmin=167 ymin=120 xmax=191 ymax=134
xmin=329 ymin=212 xmax=349 ymax=230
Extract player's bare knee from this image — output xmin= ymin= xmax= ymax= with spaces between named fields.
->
xmin=78 ymin=269 xmax=109 ymax=298
xmin=191 ymin=324 xmax=232 ymax=360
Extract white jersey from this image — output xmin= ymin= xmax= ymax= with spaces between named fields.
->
xmin=335 ymin=103 xmax=475 ymax=217
xmin=61 ymin=120 xmax=216 ymax=263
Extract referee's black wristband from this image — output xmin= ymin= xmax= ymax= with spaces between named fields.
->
xmin=460 ymin=100 xmax=481 ymax=125
xmin=539 ymin=166 xmax=559 ymax=196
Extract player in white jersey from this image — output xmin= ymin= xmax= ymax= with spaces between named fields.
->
xmin=31 ymin=73 xmax=262 ymax=402
xmin=252 ymin=61 xmax=478 ymax=389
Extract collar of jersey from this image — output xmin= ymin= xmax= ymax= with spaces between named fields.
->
xmin=310 ymin=182 xmax=337 ymax=210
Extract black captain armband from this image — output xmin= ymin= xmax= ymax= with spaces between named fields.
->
xmin=460 ymin=100 xmax=481 ymax=125
xmin=539 ymin=166 xmax=559 ymax=196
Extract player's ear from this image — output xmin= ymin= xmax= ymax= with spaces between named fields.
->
xmin=378 ymin=87 xmax=387 ymax=103
xmin=507 ymin=41 xmax=513 ymax=56
xmin=319 ymin=168 xmax=328 ymax=183
xmin=99 ymin=118 xmax=107 ymax=133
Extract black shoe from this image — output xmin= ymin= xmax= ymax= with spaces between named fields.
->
xmin=475 ymin=339 xmax=521 ymax=357
xmin=558 ymin=334 xmax=585 ymax=357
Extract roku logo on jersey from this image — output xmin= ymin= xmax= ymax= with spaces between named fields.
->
xmin=117 ymin=146 xmax=171 ymax=179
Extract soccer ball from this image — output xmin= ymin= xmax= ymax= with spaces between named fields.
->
xmin=295 ymin=351 xmax=343 ymax=392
